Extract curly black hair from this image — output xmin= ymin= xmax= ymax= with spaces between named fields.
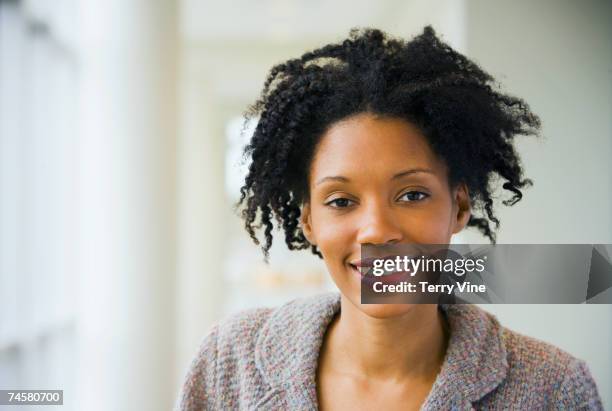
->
xmin=237 ymin=26 xmax=540 ymax=260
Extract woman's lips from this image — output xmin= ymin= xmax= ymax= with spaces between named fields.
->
xmin=348 ymin=262 xmax=411 ymax=285
xmin=350 ymin=255 xmax=417 ymax=268
xmin=349 ymin=263 xmax=363 ymax=279
xmin=349 ymin=255 xmax=417 ymax=275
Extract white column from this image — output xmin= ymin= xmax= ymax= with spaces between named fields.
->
xmin=76 ymin=1 xmax=178 ymax=411
xmin=174 ymin=53 xmax=228 ymax=383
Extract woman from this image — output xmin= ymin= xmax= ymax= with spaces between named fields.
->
xmin=176 ymin=27 xmax=603 ymax=410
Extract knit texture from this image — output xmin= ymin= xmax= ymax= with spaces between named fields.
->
xmin=175 ymin=292 xmax=603 ymax=410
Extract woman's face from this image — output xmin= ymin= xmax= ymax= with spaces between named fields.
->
xmin=301 ymin=112 xmax=471 ymax=318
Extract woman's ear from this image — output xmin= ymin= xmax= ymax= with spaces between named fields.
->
xmin=301 ymin=202 xmax=316 ymax=245
xmin=452 ymin=182 xmax=471 ymax=234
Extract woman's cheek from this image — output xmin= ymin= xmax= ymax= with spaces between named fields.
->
xmin=418 ymin=206 xmax=454 ymax=243
xmin=317 ymin=220 xmax=350 ymax=254
xmin=313 ymin=213 xmax=353 ymax=262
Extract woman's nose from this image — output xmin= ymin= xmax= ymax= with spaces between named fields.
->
xmin=356 ymin=202 xmax=403 ymax=245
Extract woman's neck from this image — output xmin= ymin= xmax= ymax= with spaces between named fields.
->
xmin=321 ymin=294 xmax=449 ymax=382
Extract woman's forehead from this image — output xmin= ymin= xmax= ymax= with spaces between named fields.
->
xmin=309 ymin=113 xmax=444 ymax=179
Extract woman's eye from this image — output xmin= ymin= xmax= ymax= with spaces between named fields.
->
xmin=326 ymin=198 xmax=354 ymax=208
xmin=399 ymin=191 xmax=429 ymax=202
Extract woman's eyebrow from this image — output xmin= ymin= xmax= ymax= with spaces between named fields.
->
xmin=392 ymin=168 xmax=435 ymax=179
xmin=315 ymin=168 xmax=434 ymax=186
xmin=315 ymin=175 xmax=350 ymax=186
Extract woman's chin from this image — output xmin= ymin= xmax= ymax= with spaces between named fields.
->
xmin=333 ymin=272 xmax=428 ymax=319
xmin=353 ymin=299 xmax=420 ymax=319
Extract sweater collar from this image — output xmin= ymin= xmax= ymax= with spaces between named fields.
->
xmin=254 ymin=292 xmax=508 ymax=410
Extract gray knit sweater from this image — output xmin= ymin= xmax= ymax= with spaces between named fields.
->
xmin=175 ymin=292 xmax=603 ymax=410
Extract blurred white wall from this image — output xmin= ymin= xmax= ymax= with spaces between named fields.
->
xmin=0 ymin=0 xmax=79 ymax=409
xmin=461 ymin=0 xmax=612 ymax=245
xmin=77 ymin=1 xmax=179 ymax=410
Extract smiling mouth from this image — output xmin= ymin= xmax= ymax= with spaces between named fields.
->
xmin=348 ymin=255 xmax=418 ymax=277
xmin=349 ymin=263 xmax=412 ymax=287
xmin=347 ymin=261 xmax=415 ymax=279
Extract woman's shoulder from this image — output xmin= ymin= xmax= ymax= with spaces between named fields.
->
xmin=188 ymin=291 xmax=339 ymax=360
xmin=450 ymin=304 xmax=590 ymax=370
xmin=211 ymin=291 xmax=340 ymax=343
xmin=500 ymin=323 xmax=601 ymax=407
xmin=175 ymin=293 xmax=340 ymax=410
xmin=501 ymin=322 xmax=578 ymax=371
xmin=456 ymin=305 xmax=602 ymax=409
